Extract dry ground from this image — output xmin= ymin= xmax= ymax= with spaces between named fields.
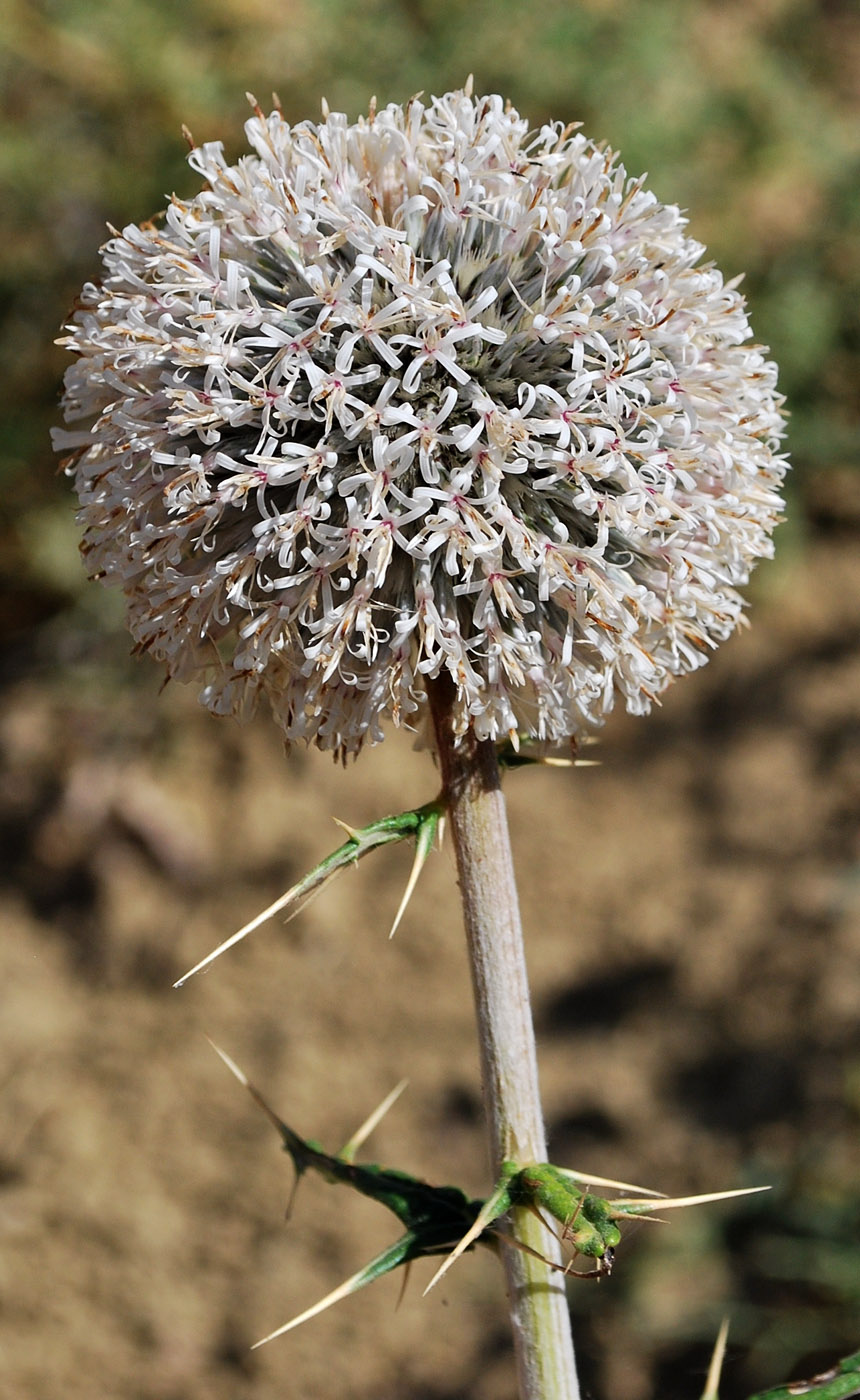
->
xmin=1 ymin=513 xmax=858 ymax=1400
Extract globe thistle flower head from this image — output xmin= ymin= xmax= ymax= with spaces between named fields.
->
xmin=56 ymin=84 xmax=787 ymax=757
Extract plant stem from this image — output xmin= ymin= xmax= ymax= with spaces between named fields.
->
xmin=428 ymin=676 xmax=580 ymax=1400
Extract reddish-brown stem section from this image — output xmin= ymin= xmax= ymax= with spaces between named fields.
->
xmin=428 ymin=676 xmax=580 ymax=1400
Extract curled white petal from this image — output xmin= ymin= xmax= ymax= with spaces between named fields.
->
xmin=56 ymin=86 xmax=787 ymax=757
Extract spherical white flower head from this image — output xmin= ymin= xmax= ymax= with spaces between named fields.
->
xmin=57 ymin=86 xmax=787 ymax=756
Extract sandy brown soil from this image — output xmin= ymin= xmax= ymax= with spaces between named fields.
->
xmin=1 ymin=521 xmax=858 ymax=1400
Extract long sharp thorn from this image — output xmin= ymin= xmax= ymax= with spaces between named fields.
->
xmin=206 ymin=1036 xmax=252 ymax=1090
xmin=422 ymin=1181 xmax=510 ymax=1296
xmin=176 ymin=817 xmax=407 ymax=987
xmin=612 ymin=1185 xmax=770 ymax=1215
xmin=339 ymin=1079 xmax=408 ymax=1161
xmin=701 ymin=1317 xmax=730 ymax=1400
xmin=388 ymin=851 xmax=423 ymax=940
xmin=421 ymin=1212 xmax=488 ymax=1295
xmin=250 ymin=1237 xmax=411 ymax=1347
xmin=174 ymin=880 xmax=305 ymax=985
xmin=251 ymin=1265 xmax=376 ymax=1348
xmin=395 ymin=1261 xmax=411 ymax=1311
xmin=175 ymin=868 xmax=346 ymax=987
xmin=389 ymin=814 xmax=438 ymax=939
xmin=206 ymin=1037 xmax=292 ymax=1140
xmin=284 ymin=1172 xmax=301 ymax=1221
xmin=553 ymin=1165 xmax=667 ymax=1197
xmin=208 ymin=1042 xmax=305 ymax=1218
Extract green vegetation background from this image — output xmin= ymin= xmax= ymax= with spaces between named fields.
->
xmin=3 ymin=0 xmax=859 ymax=649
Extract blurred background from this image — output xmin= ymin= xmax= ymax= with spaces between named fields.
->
xmin=1 ymin=2 xmax=858 ymax=1398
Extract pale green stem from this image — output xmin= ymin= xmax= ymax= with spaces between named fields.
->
xmin=428 ymin=676 xmax=580 ymax=1400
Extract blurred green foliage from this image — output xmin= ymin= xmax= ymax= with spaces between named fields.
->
xmin=2 ymin=0 xmax=858 ymax=649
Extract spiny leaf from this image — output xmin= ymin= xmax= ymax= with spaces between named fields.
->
xmin=208 ymin=1046 xmax=773 ymax=1346
xmin=175 ymin=800 xmax=443 ymax=984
